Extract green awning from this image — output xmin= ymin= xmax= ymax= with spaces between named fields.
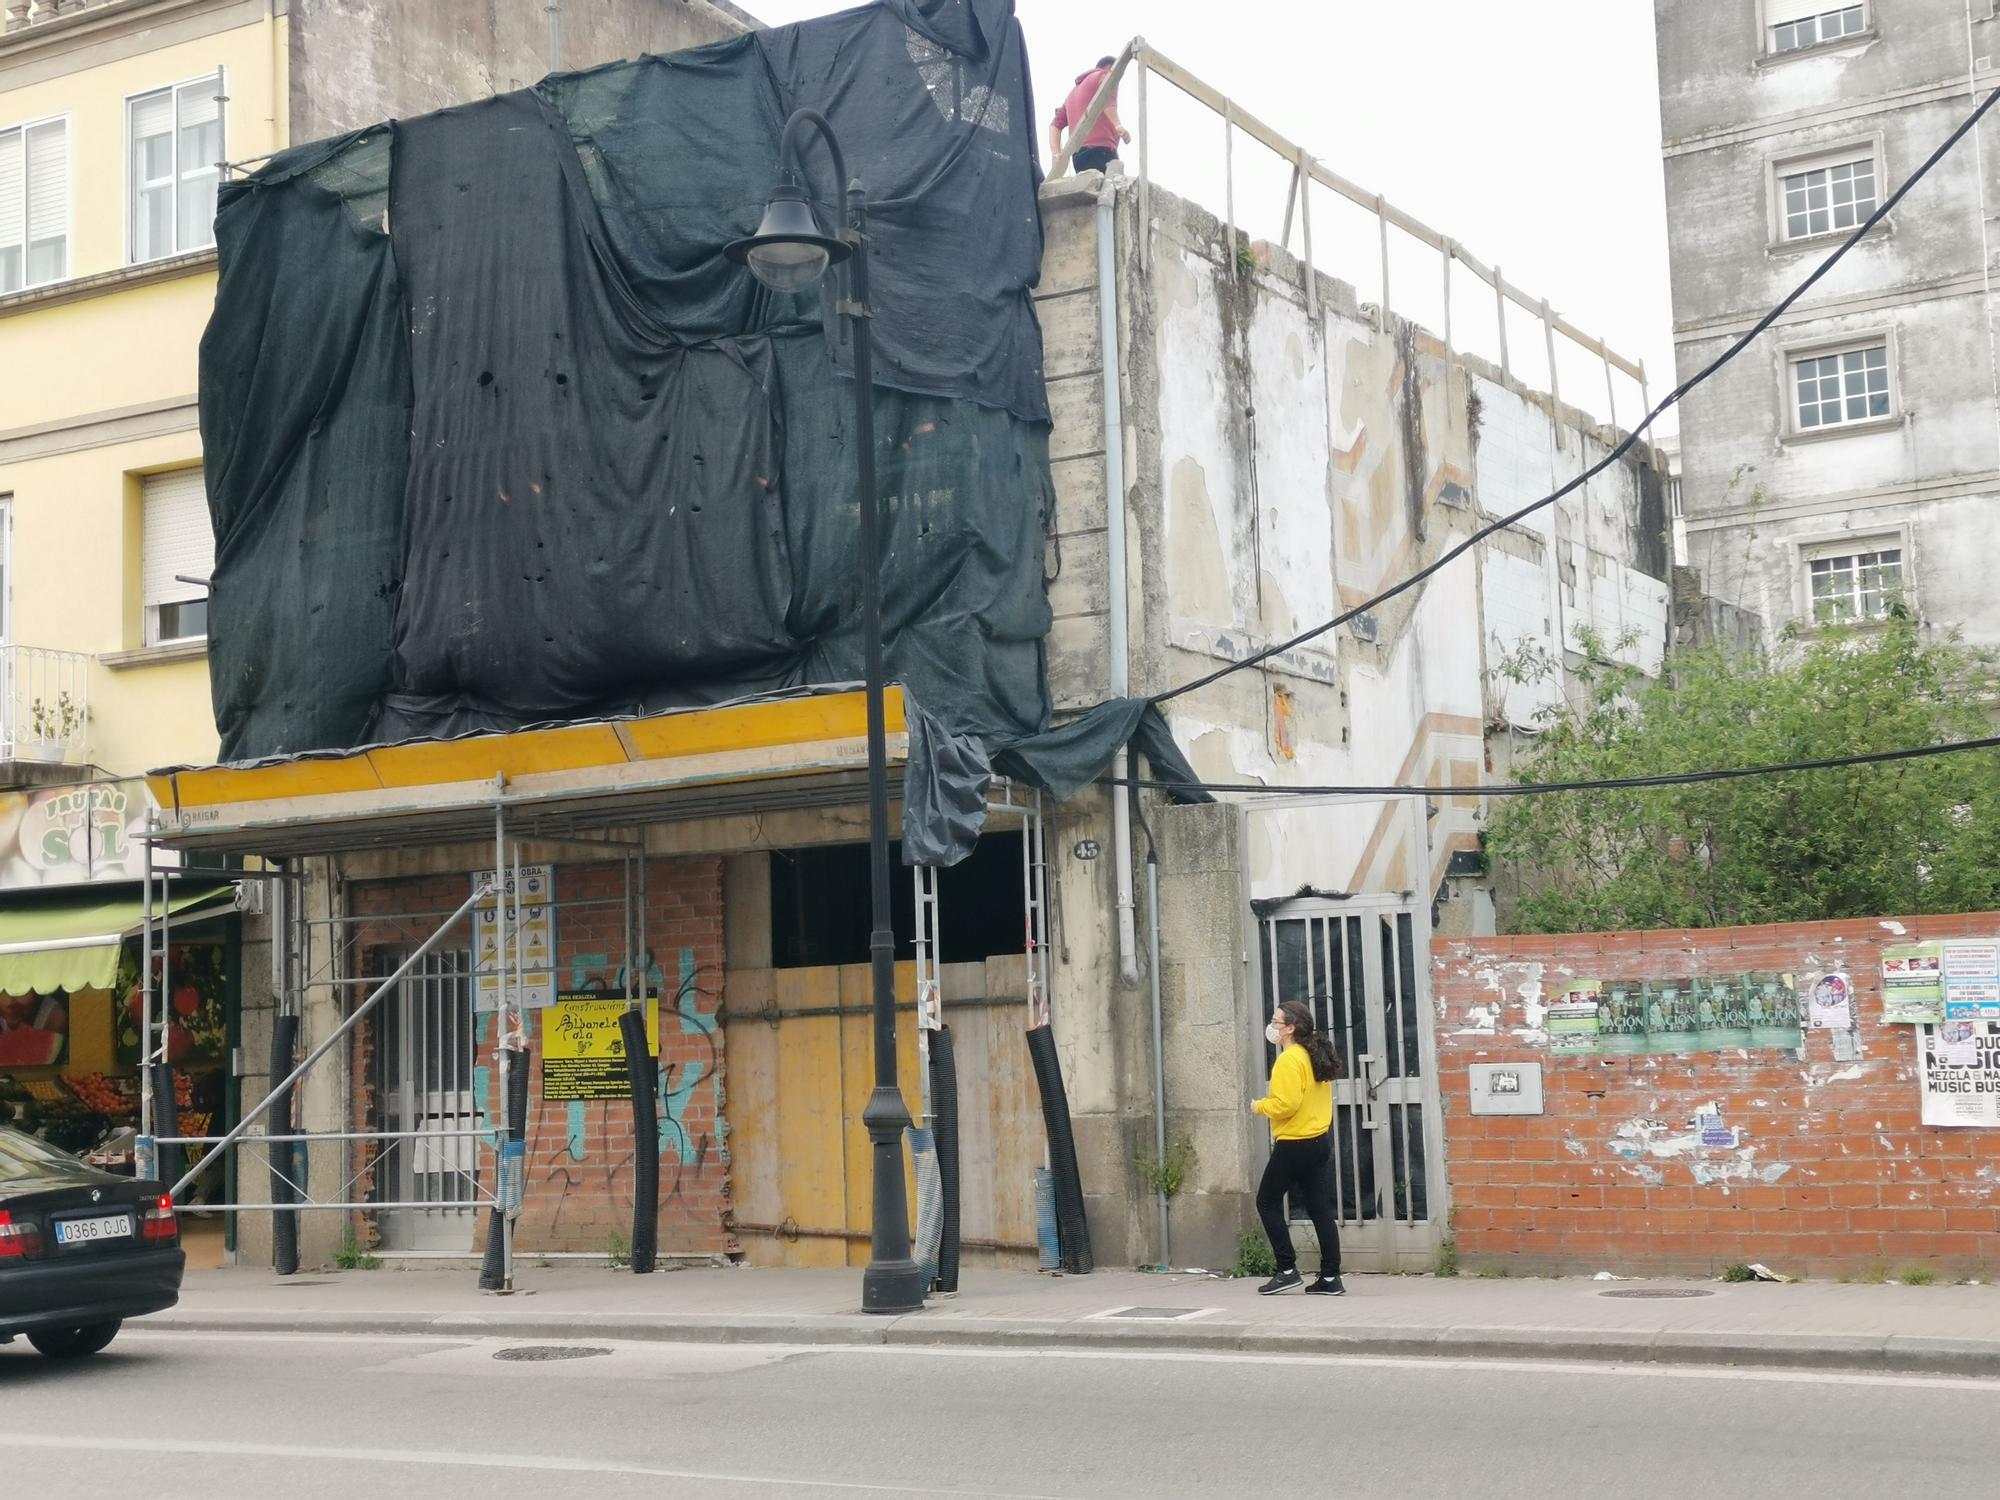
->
xmin=0 ymin=885 xmax=236 ymax=997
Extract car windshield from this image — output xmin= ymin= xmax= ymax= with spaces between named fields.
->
xmin=0 ymin=1128 xmax=83 ymax=1186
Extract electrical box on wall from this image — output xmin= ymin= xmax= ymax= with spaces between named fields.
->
xmin=1468 ymin=1061 xmax=1545 ymax=1116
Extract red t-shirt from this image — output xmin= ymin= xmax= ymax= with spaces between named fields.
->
xmin=1053 ymin=67 xmax=1120 ymax=152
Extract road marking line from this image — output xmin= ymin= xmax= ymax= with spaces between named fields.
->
xmin=0 ymin=1432 xmax=1071 ymax=1499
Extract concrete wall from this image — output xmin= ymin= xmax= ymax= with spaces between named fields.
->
xmin=1436 ymin=912 xmax=2000 ymax=1279
xmin=289 ymin=0 xmax=750 ymax=139
xmin=1032 ymin=170 xmax=1675 ymax=1269
xmin=1657 ymin=0 xmax=2000 ymax=647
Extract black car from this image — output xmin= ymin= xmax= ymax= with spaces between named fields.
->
xmin=0 ymin=1126 xmax=184 ymax=1358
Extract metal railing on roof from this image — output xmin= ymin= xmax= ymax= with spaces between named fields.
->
xmin=1052 ymin=39 xmax=1651 ymax=434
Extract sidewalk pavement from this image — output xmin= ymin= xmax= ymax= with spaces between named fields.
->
xmin=150 ymin=1261 xmax=2000 ymax=1377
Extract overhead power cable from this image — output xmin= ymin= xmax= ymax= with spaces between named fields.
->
xmin=1108 ymin=734 xmax=2000 ymax=801
xmin=1151 ymin=80 xmax=2000 ymax=708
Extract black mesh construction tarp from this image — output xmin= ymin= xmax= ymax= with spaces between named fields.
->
xmin=199 ymin=0 xmax=1204 ymax=850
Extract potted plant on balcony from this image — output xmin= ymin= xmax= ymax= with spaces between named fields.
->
xmin=19 ymin=692 xmax=84 ymax=763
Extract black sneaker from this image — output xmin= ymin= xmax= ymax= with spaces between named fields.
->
xmin=1257 ymin=1269 xmax=1304 ymax=1295
xmin=1306 ymin=1275 xmax=1346 ymax=1296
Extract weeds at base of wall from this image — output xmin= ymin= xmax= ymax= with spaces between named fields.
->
xmin=1721 ymin=1263 xmax=1755 ymax=1283
xmin=336 ymin=1222 xmax=381 ymax=1272
xmin=602 ymin=1230 xmax=631 ymax=1270
xmin=1476 ymin=1263 xmax=1509 ymax=1279
xmin=1433 ymin=1239 xmax=1459 ymax=1279
xmin=1137 ymin=1135 xmax=1197 ymax=1200
xmin=1226 ymin=1229 xmax=1276 ymax=1280
xmin=1900 ymin=1267 xmax=1938 ymax=1287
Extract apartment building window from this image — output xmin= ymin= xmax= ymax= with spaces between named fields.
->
xmin=1807 ymin=541 xmax=1904 ymax=624
xmin=1781 ymin=154 xmax=1877 ymax=240
xmin=142 ymin=469 xmax=214 ymax=646
xmin=0 ymin=118 xmax=68 ymax=294
xmin=1792 ymin=342 xmax=1891 ymax=430
xmin=1768 ymin=3 xmax=1867 ymax=54
xmin=128 ymin=74 xmax=223 ymax=265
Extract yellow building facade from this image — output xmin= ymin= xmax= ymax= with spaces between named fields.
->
xmin=1 ymin=0 xmax=289 ymax=781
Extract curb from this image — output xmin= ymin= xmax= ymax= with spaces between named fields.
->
xmin=139 ymin=1308 xmax=2000 ymax=1378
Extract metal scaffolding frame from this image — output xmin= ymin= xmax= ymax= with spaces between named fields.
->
xmin=138 ymin=756 xmax=1051 ymax=1290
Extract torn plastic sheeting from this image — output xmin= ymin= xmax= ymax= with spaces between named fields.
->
xmin=993 ymin=699 xmax=1214 ymax=807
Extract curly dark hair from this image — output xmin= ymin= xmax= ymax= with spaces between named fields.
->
xmin=1279 ymin=1000 xmax=1342 ymax=1083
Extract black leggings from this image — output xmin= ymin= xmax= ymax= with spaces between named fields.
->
xmin=1256 ymin=1133 xmax=1341 ymax=1275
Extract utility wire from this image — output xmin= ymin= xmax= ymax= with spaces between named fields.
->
xmin=1110 ymin=734 xmax=2000 ymax=800
xmin=1151 ymin=80 xmax=2000 ymax=708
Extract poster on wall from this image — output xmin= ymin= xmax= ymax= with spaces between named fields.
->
xmin=0 ymin=993 xmax=68 ymax=1067
xmin=1596 ymin=982 xmax=1646 ymax=1055
xmin=1807 ymin=972 xmax=1854 ymax=1031
xmin=1882 ymin=943 xmax=1945 ymax=1023
xmin=541 ymin=995 xmax=658 ymax=1101
xmin=1918 ymin=1020 xmax=2000 ymax=1127
xmin=1943 ymin=940 xmax=2000 ymax=1021
xmin=1547 ymin=978 xmax=1601 ymax=1053
xmin=116 ymin=943 xmax=229 ymax=1068
xmin=472 ymin=865 xmax=556 ymax=1012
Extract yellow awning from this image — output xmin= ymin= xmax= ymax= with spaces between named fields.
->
xmin=0 ymin=885 xmax=235 ymax=997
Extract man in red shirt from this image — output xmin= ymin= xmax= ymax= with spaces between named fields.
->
xmin=1049 ymin=55 xmax=1131 ymax=176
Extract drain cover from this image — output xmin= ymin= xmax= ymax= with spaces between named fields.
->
xmin=1103 ymin=1306 xmax=1209 ymax=1320
xmin=493 ymin=1345 xmax=613 ymax=1362
xmin=1600 ymin=1287 xmax=1716 ymax=1299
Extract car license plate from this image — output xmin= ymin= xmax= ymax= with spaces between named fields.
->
xmin=55 ymin=1214 xmax=133 ymax=1246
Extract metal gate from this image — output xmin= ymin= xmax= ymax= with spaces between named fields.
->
xmin=1258 ymin=898 xmax=1444 ymax=1272
xmin=372 ymin=947 xmax=480 ymax=1252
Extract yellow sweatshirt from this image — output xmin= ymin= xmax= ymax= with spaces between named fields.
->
xmin=1253 ymin=1043 xmax=1333 ymax=1141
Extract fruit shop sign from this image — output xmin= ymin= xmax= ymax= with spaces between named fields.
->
xmin=0 ymin=781 xmax=157 ymax=889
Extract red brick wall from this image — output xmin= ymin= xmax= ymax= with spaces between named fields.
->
xmin=1434 ymin=914 xmax=2000 ymax=1279
xmin=346 ymin=857 xmax=730 ymax=1257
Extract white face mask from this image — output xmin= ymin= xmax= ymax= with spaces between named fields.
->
xmin=1265 ymin=1023 xmax=1284 ymax=1046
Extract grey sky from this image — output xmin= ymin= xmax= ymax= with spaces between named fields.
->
xmin=746 ymin=0 xmax=1676 ymax=435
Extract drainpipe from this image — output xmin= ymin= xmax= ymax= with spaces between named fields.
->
xmin=1135 ymin=801 xmax=1170 ymax=1270
xmin=1098 ymin=177 xmax=1139 ymax=985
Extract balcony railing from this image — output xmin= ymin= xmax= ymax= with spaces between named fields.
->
xmin=0 ymin=645 xmax=91 ymax=768
xmin=3 ymin=1 xmax=122 ymax=32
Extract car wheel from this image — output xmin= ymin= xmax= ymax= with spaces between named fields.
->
xmin=26 ymin=1321 xmax=122 ymax=1359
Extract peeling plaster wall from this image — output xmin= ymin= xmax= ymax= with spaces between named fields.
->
xmin=1032 ymin=171 xmax=1675 ymax=1269
xmin=1436 ymin=912 xmax=2000 ymax=1278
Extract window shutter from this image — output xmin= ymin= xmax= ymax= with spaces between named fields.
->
xmin=129 ymin=91 xmax=173 ymax=159
xmin=142 ymin=469 xmax=215 ymax=609
xmin=0 ymin=130 xmax=22 ymax=251
xmin=1768 ymin=0 xmax=1840 ymax=24
xmin=177 ymin=76 xmax=221 ymax=135
xmin=25 ymin=120 xmax=64 ymax=246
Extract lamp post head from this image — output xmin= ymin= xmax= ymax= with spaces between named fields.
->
xmin=725 ymin=179 xmax=850 ymax=293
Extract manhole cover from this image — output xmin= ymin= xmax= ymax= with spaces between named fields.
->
xmin=1102 ymin=1306 xmax=1210 ymax=1320
xmin=493 ymin=1345 xmax=613 ymax=1362
xmin=1600 ymin=1287 xmax=1716 ymax=1300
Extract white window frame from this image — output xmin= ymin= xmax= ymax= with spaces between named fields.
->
xmin=124 ymin=70 xmax=225 ymax=267
xmin=1757 ymin=1 xmax=1873 ymax=61
xmin=0 ymin=496 xmax=12 ymax=646
xmin=1779 ymin=329 xmax=1900 ymax=440
xmin=140 ymin=468 xmax=213 ymax=649
xmin=1791 ymin=526 xmax=1914 ymax=628
xmin=1768 ymin=137 xmax=1887 ymax=248
xmin=0 ymin=112 xmax=70 ymax=295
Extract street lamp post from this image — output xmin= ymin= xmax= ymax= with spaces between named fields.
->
xmin=727 ymin=109 xmax=926 ymax=1316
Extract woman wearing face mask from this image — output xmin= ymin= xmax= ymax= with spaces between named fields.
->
xmin=1251 ymin=1000 xmax=1346 ymax=1296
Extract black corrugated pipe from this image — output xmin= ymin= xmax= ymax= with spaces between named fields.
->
xmin=929 ymin=1024 xmax=961 ymax=1293
xmin=478 ymin=1052 xmax=531 ymax=1290
xmin=269 ymin=1014 xmax=299 ymax=1276
xmin=1026 ymin=1025 xmax=1092 ymax=1274
xmin=620 ymin=1007 xmax=659 ymax=1275
xmin=149 ymin=1062 xmax=182 ymax=1201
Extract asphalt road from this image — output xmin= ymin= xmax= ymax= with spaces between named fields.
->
xmin=2 ymin=1329 xmax=1995 ymax=1499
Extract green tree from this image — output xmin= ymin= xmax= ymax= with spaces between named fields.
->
xmin=1487 ymin=612 xmax=2000 ymax=933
